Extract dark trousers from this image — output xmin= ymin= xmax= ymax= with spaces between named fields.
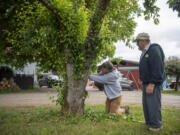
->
xmin=142 ymin=84 xmax=162 ymax=128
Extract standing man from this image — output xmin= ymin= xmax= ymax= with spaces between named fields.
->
xmin=134 ymin=33 xmax=165 ymax=131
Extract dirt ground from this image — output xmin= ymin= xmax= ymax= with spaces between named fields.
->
xmin=0 ymin=86 xmax=180 ymax=108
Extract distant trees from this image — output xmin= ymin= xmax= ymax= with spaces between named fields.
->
xmin=166 ymin=56 xmax=180 ymax=91
xmin=167 ymin=0 xmax=180 ymax=17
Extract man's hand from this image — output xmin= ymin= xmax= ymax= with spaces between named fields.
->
xmin=138 ymin=79 xmax=142 ymax=85
xmin=146 ymin=83 xmax=155 ymax=94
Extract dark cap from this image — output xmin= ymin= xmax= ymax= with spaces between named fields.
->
xmin=101 ymin=61 xmax=114 ymax=71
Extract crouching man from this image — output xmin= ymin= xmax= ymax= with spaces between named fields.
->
xmin=89 ymin=61 xmax=129 ymax=114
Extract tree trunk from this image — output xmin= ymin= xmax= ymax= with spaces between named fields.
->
xmin=60 ymin=0 xmax=111 ymax=115
xmin=61 ymin=63 xmax=89 ymax=115
xmin=175 ymin=77 xmax=179 ymax=91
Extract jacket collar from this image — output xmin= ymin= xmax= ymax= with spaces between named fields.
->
xmin=140 ymin=43 xmax=151 ymax=62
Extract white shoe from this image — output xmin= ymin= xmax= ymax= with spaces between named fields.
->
xmin=149 ymin=126 xmax=163 ymax=131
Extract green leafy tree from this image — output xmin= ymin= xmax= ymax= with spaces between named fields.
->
xmin=167 ymin=0 xmax=180 ymax=17
xmin=0 ymin=0 xmax=37 ymax=68
xmin=166 ymin=56 xmax=180 ymax=91
xmin=1 ymin=0 xmax=160 ymax=114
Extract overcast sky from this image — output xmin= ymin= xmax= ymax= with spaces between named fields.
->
xmin=114 ymin=0 xmax=180 ymax=62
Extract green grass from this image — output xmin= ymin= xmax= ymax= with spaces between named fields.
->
xmin=162 ymin=89 xmax=180 ymax=96
xmin=0 ymin=105 xmax=180 ymax=135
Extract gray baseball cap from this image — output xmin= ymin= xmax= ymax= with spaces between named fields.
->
xmin=134 ymin=32 xmax=150 ymax=42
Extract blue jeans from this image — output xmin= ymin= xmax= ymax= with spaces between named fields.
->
xmin=142 ymin=84 xmax=162 ymax=128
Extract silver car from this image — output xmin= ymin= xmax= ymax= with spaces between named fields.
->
xmin=119 ymin=75 xmax=134 ymax=91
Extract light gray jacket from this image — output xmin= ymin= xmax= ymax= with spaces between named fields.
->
xmin=89 ymin=69 xmax=122 ymax=99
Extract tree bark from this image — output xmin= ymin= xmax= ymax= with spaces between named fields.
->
xmin=61 ymin=63 xmax=89 ymax=115
xmin=175 ymin=77 xmax=179 ymax=91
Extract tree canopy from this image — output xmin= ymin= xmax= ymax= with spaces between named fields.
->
xmin=1 ymin=0 xmax=160 ymax=73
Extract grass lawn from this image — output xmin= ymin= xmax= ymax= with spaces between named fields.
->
xmin=0 ymin=105 xmax=180 ymax=135
xmin=162 ymin=89 xmax=180 ymax=96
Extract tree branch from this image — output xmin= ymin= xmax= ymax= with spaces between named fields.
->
xmin=81 ymin=0 xmax=111 ymax=73
xmin=83 ymin=0 xmax=111 ymax=59
xmin=39 ymin=0 xmax=62 ymax=24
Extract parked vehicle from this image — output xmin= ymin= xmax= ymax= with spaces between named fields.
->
xmin=38 ymin=74 xmax=62 ymax=88
xmin=169 ymin=81 xmax=180 ymax=89
xmin=94 ymin=74 xmax=134 ymax=91
xmin=94 ymin=81 xmax=104 ymax=91
xmin=120 ymin=75 xmax=134 ymax=90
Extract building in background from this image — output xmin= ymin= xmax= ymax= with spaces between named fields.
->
xmin=0 ymin=63 xmax=37 ymax=83
xmin=100 ymin=59 xmax=141 ymax=90
xmin=116 ymin=60 xmax=141 ymax=90
xmin=15 ymin=63 xmax=38 ymax=83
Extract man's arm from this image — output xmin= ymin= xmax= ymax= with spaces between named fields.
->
xmin=149 ymin=46 xmax=165 ymax=84
xmin=146 ymin=46 xmax=165 ymax=94
xmin=89 ymin=74 xmax=114 ymax=84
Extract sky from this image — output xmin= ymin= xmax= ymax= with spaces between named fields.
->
xmin=114 ymin=0 xmax=180 ymax=62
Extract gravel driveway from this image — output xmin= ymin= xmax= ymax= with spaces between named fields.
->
xmin=0 ymin=86 xmax=180 ymax=108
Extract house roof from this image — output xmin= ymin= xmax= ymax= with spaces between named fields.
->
xmin=111 ymin=59 xmax=139 ymax=65
xmin=122 ymin=59 xmax=139 ymax=65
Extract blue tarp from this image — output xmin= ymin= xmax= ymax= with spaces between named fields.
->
xmin=163 ymin=80 xmax=169 ymax=88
